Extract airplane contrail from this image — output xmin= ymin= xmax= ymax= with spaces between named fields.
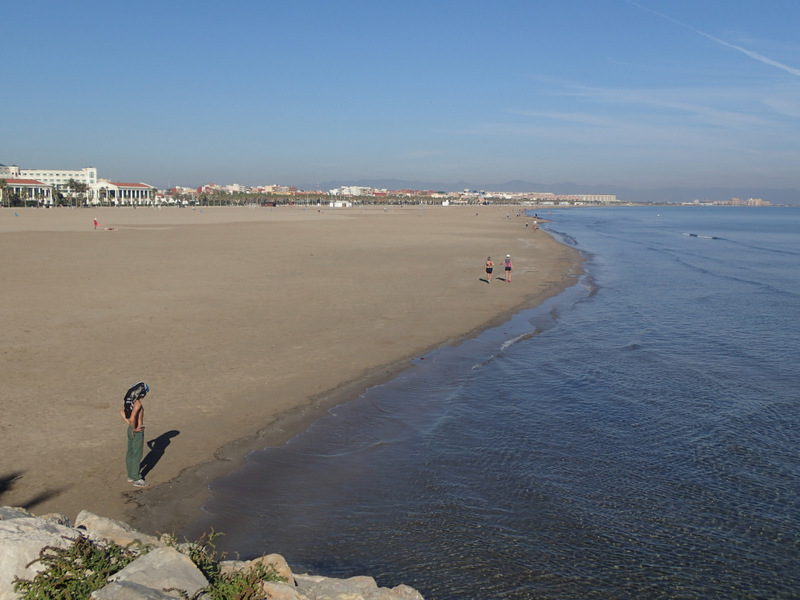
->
xmin=697 ymin=31 xmax=800 ymax=78
xmin=627 ymin=0 xmax=800 ymax=78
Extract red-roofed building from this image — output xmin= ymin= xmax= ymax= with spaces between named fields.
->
xmin=2 ymin=178 xmax=53 ymax=206
xmin=89 ymin=181 xmax=156 ymax=206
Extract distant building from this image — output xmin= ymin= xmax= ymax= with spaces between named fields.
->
xmin=2 ymin=163 xmax=155 ymax=206
xmin=580 ymin=194 xmax=618 ymax=204
xmin=0 ymin=165 xmax=97 ymax=190
xmin=89 ymin=181 xmax=155 ymax=205
xmin=2 ymin=178 xmax=54 ymax=205
xmin=329 ymin=186 xmax=371 ymax=196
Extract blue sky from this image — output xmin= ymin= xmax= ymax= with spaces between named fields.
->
xmin=3 ymin=0 xmax=800 ymax=192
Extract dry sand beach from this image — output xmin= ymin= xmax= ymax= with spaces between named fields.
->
xmin=0 ymin=204 xmax=581 ymax=534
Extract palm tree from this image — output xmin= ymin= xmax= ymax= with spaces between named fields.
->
xmin=64 ymin=178 xmax=78 ymax=207
xmin=74 ymin=181 xmax=89 ymax=207
xmin=63 ymin=179 xmax=90 ymax=208
xmin=0 ymin=179 xmax=7 ymax=208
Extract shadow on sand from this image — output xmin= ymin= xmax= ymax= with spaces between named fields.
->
xmin=0 ymin=471 xmax=65 ymax=511
xmin=140 ymin=430 xmax=180 ymax=479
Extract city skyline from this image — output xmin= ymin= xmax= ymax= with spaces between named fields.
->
xmin=3 ymin=1 xmax=800 ymax=197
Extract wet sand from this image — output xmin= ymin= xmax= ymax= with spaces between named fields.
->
xmin=0 ymin=204 xmax=581 ymax=534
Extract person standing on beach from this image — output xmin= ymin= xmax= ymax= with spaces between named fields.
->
xmin=504 ymin=255 xmax=513 ymax=282
xmin=485 ymin=257 xmax=494 ymax=283
xmin=121 ymin=381 xmax=150 ymax=487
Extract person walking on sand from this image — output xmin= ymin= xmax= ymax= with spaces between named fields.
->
xmin=121 ymin=381 xmax=150 ymax=487
xmin=485 ymin=256 xmax=494 ymax=283
xmin=504 ymin=255 xmax=513 ymax=282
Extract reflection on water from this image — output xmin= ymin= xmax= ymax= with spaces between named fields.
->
xmin=186 ymin=208 xmax=800 ymax=600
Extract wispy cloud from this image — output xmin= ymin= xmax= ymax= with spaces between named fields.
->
xmin=627 ymin=0 xmax=800 ymax=78
xmin=534 ymin=81 xmax=769 ymax=129
xmin=696 ymin=32 xmax=800 ymax=77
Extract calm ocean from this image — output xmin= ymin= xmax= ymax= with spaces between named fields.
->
xmin=184 ymin=206 xmax=800 ymax=599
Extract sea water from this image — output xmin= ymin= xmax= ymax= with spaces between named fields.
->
xmin=184 ymin=206 xmax=800 ymax=599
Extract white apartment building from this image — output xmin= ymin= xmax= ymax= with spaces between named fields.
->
xmin=2 ymin=163 xmax=155 ymax=206
xmin=329 ymin=186 xmax=372 ymax=196
xmin=580 ymin=194 xmax=618 ymax=204
xmin=0 ymin=165 xmax=97 ymax=189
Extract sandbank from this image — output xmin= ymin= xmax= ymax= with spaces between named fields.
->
xmin=0 ymin=204 xmax=581 ymax=534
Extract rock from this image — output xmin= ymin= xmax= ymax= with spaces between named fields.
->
xmin=219 ymin=559 xmax=248 ymax=575
xmin=0 ymin=506 xmax=424 ymax=600
xmin=75 ymin=510 xmax=162 ymax=549
xmin=38 ymin=513 xmax=72 ymax=527
xmin=293 ymin=573 xmax=423 ymax=600
xmin=247 ymin=553 xmax=293 ymax=583
xmin=96 ymin=547 xmax=208 ymax=599
xmin=0 ymin=507 xmax=31 ymax=521
xmin=259 ymin=580 xmax=309 ymax=600
xmin=90 ymin=580 xmax=182 ymax=600
xmin=390 ymin=584 xmax=425 ymax=600
xmin=0 ymin=516 xmax=80 ymax=600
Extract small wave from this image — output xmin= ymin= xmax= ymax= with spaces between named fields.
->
xmin=316 ymin=439 xmax=386 ymax=458
xmin=471 ymin=355 xmax=496 ymax=370
xmin=500 ymin=331 xmax=537 ymax=353
xmin=471 ymin=329 xmax=542 ymax=370
xmin=682 ymin=233 xmax=720 ymax=239
xmin=548 ymin=228 xmax=579 ymax=246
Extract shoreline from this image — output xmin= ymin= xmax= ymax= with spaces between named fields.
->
xmin=0 ymin=204 xmax=582 ymax=536
xmin=128 ymin=263 xmax=582 ymax=536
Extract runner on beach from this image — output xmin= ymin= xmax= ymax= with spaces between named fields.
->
xmin=504 ymin=255 xmax=513 ymax=282
xmin=485 ymin=257 xmax=494 ymax=283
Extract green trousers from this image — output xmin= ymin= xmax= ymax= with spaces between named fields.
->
xmin=126 ymin=425 xmax=144 ymax=480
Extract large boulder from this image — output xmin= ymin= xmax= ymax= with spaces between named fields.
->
xmin=75 ymin=510 xmax=162 ymax=549
xmin=0 ymin=507 xmax=425 ymax=600
xmin=90 ymin=580 xmax=181 ymax=600
xmin=92 ymin=547 xmax=208 ymax=600
xmin=0 ymin=508 xmax=32 ymax=521
xmin=259 ymin=580 xmax=309 ymax=600
xmin=0 ymin=516 xmax=81 ymax=600
xmin=247 ymin=553 xmax=293 ymax=583
xmin=293 ymin=573 xmax=425 ymax=600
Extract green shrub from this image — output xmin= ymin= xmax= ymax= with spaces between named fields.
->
xmin=171 ymin=530 xmax=285 ymax=600
xmin=13 ymin=530 xmax=285 ymax=600
xmin=13 ymin=535 xmax=145 ymax=599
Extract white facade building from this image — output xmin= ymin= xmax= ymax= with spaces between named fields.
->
xmin=89 ymin=181 xmax=155 ymax=205
xmin=2 ymin=164 xmax=155 ymax=206
xmin=580 ymin=194 xmax=618 ymax=204
xmin=1 ymin=165 xmax=97 ymax=189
